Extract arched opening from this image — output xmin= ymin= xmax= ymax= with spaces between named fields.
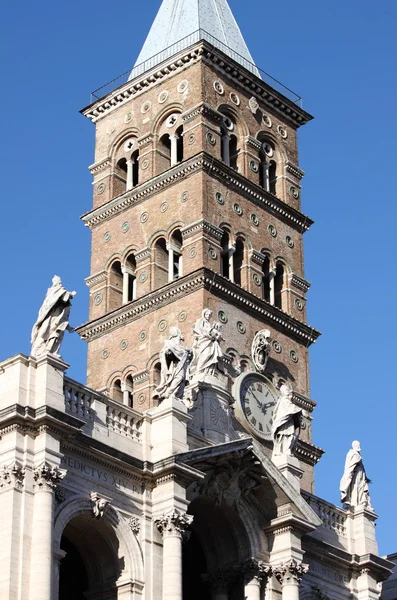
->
xmin=261 ymin=254 xmax=271 ymax=302
xmin=158 ymin=134 xmax=171 ymax=172
xmin=258 ymin=140 xmax=277 ymax=194
xmin=169 ymin=229 xmax=183 ymax=281
xmin=274 ymin=262 xmax=285 ymax=309
xmin=176 ymin=125 xmax=184 ymax=163
xmin=269 ymin=160 xmax=277 ymax=194
xmin=220 ymin=114 xmax=239 ymax=171
xmin=130 ymin=149 xmax=140 ymax=189
xmin=233 ymin=238 xmax=244 ymax=286
xmin=108 ymin=261 xmax=123 ymax=310
xmin=229 ymin=134 xmax=238 ymax=171
xmin=221 ymin=230 xmax=232 ymax=279
xmin=183 ymin=497 xmax=251 ymax=600
xmin=153 ymin=237 xmax=169 ymax=289
xmin=124 ymin=253 xmax=137 ymax=303
xmin=123 ymin=374 xmax=134 ymax=407
xmin=112 ymin=378 xmax=123 ymax=403
xmin=59 ymin=513 xmax=121 ymax=600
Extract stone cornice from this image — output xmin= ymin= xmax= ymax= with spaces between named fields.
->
xmin=89 ymin=158 xmax=111 ymax=176
xmin=81 ymin=152 xmax=313 ymax=234
xmin=181 ymin=219 xmax=223 ymax=242
xmin=182 ymin=102 xmax=224 ymax=125
xmin=85 ymin=270 xmax=107 ymax=288
xmin=246 ymin=136 xmax=262 ymax=151
xmin=76 ymin=268 xmax=320 ymax=345
xmin=292 ymin=392 xmax=316 ymax=412
xmin=286 ymin=161 xmax=305 ymax=180
xmin=296 ymin=439 xmax=324 ymax=466
xmin=290 ymin=274 xmax=311 ymax=293
xmin=82 ymin=41 xmax=312 ymax=129
xmin=250 ymin=249 xmax=266 ymax=266
xmin=135 ymin=248 xmax=151 ymax=263
xmin=138 ymin=134 xmax=152 ymax=148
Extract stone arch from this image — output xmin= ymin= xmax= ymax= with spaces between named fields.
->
xmin=217 ymin=103 xmax=249 ymax=138
xmin=150 ymin=103 xmax=185 ymax=135
xmin=54 ymin=496 xmax=144 ymax=598
xmin=109 ymin=127 xmax=141 ymax=159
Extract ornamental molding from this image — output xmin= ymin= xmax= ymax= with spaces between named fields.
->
xmin=292 ymin=392 xmax=316 ymax=412
xmin=286 ymin=161 xmax=305 ymax=180
xmin=296 ymin=439 xmax=324 ymax=466
xmin=82 ymin=153 xmax=313 ymax=234
xmin=250 ymin=249 xmax=266 ymax=266
xmin=129 ymin=516 xmax=141 ymax=535
xmin=291 ymin=274 xmax=311 ymax=293
xmin=0 ymin=462 xmax=26 ymax=490
xmin=154 ymin=509 xmax=193 ymax=536
xmin=138 ymin=134 xmax=152 ymax=148
xmin=82 ymin=41 xmax=311 ymax=129
xmin=182 ymin=102 xmax=224 ymax=125
xmin=246 ymin=136 xmax=262 ymax=151
xmin=89 ymin=158 xmax=111 ymax=176
xmin=90 ymin=491 xmax=111 ymax=518
xmin=33 ymin=462 xmax=67 ymax=491
xmin=181 ymin=219 xmax=223 ymax=242
xmin=85 ymin=270 xmax=107 ymax=288
xmin=135 ymin=248 xmax=151 ymax=263
xmin=272 ymin=560 xmax=309 ymax=584
xmin=76 ymin=268 xmax=321 ymax=345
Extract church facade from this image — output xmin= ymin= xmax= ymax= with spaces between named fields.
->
xmin=0 ymin=1 xmax=394 ymax=599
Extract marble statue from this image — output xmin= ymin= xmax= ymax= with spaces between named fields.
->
xmin=340 ymin=441 xmax=373 ymax=509
xmin=153 ymin=327 xmax=193 ymax=401
xmin=272 ymin=384 xmax=302 ymax=458
xmin=192 ymin=309 xmax=223 ymax=376
xmin=251 ymin=329 xmax=271 ymax=373
xmin=31 ymin=276 xmax=76 ymax=358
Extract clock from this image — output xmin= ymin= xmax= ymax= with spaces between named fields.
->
xmin=233 ymin=373 xmax=279 ymax=442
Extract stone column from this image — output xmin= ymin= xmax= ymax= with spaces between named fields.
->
xmin=167 ymin=244 xmax=175 ymax=282
xmin=269 ymin=266 xmax=276 ymax=305
xmin=241 ymin=559 xmax=272 ymax=600
xmin=155 ymin=509 xmax=193 ymax=600
xmin=273 ymin=560 xmax=308 ymax=600
xmin=29 ymin=463 xmax=66 ymax=600
xmin=126 ymin=158 xmax=134 ymax=191
xmin=222 ymin=133 xmax=231 ymax=166
xmin=228 ymin=244 xmax=236 ymax=282
xmin=122 ymin=267 xmax=129 ymax=304
xmin=204 ymin=570 xmax=233 ymax=600
xmin=170 ymin=134 xmax=178 ymax=167
xmin=261 ymin=160 xmax=270 ymax=191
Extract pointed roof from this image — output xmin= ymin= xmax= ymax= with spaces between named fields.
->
xmin=129 ymin=0 xmax=259 ymax=80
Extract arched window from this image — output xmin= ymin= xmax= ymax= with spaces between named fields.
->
xmin=233 ymin=238 xmax=244 ymax=286
xmin=259 ymin=140 xmax=277 ymax=194
xmin=112 ymin=379 xmax=123 ymax=403
xmin=221 ymin=230 xmax=232 ymax=279
xmin=220 ymin=116 xmax=239 ymax=171
xmin=168 ymin=229 xmax=183 ymax=282
xmin=128 ymin=149 xmax=139 ymax=190
xmin=157 ymin=115 xmax=183 ymax=173
xmin=176 ymin=125 xmax=184 ymax=163
xmin=274 ymin=262 xmax=285 ymax=309
xmin=262 ymin=255 xmax=271 ymax=302
xmin=123 ymin=375 xmax=134 ymax=407
xmin=108 ymin=261 xmax=123 ymax=309
xmin=153 ymin=237 xmax=169 ymax=288
xmin=122 ymin=253 xmax=136 ymax=304
xmin=158 ymin=134 xmax=171 ymax=171
xmin=115 ymin=139 xmax=139 ymax=193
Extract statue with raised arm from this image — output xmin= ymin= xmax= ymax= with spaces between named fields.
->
xmin=153 ymin=327 xmax=193 ymax=401
xmin=192 ymin=309 xmax=223 ymax=376
xmin=272 ymin=384 xmax=302 ymax=458
xmin=31 ymin=276 xmax=76 ymax=358
xmin=340 ymin=441 xmax=373 ymax=509
xmin=251 ymin=329 xmax=271 ymax=374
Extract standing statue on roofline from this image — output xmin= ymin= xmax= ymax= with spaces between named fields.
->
xmin=192 ymin=309 xmax=224 ymax=377
xmin=153 ymin=327 xmax=193 ymax=401
xmin=31 ymin=276 xmax=76 ymax=358
xmin=340 ymin=441 xmax=373 ymax=510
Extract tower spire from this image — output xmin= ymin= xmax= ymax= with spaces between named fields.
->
xmin=129 ymin=0 xmax=259 ymax=79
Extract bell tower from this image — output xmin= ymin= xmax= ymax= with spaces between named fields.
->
xmin=78 ymin=0 xmax=322 ymax=491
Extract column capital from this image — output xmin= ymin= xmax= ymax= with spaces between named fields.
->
xmin=272 ymin=559 xmax=309 ymax=585
xmin=155 ymin=509 xmax=193 ymax=537
xmin=33 ymin=462 xmax=66 ymax=492
xmin=0 ymin=461 xmax=26 ymax=491
xmin=241 ymin=558 xmax=272 ymax=582
xmin=203 ymin=568 xmax=237 ymax=593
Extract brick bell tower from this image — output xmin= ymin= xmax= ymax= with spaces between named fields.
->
xmin=78 ymin=0 xmax=322 ymax=491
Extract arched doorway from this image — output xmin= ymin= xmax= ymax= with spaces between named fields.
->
xmin=58 ymin=513 xmax=121 ymax=600
xmin=183 ymin=498 xmax=252 ymax=600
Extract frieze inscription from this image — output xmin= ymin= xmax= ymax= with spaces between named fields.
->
xmin=61 ymin=455 xmax=140 ymax=494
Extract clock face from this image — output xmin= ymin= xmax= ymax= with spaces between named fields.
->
xmin=234 ymin=373 xmax=278 ymax=441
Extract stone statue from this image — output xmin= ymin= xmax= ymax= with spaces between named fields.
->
xmin=340 ymin=441 xmax=373 ymax=509
xmin=192 ymin=309 xmax=223 ymax=376
xmin=251 ymin=329 xmax=271 ymax=373
xmin=153 ymin=327 xmax=193 ymax=401
xmin=31 ymin=276 xmax=76 ymax=358
xmin=272 ymin=384 xmax=302 ymax=458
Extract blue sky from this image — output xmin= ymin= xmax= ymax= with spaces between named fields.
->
xmin=1 ymin=0 xmax=396 ymax=555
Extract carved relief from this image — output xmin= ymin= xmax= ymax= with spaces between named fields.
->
xmin=33 ymin=462 xmax=66 ymax=491
xmin=241 ymin=558 xmax=272 ymax=582
xmin=90 ymin=491 xmax=111 ymax=518
xmin=273 ymin=559 xmax=309 ymax=585
xmin=251 ymin=329 xmax=271 ymax=374
xmin=129 ymin=516 xmax=141 ymax=535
